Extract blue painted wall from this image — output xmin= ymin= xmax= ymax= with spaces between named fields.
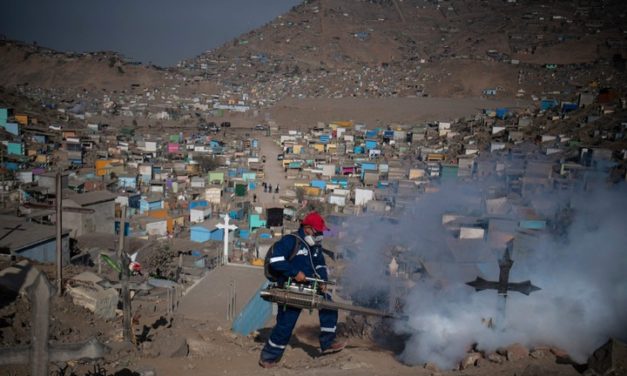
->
xmin=118 ymin=176 xmax=137 ymax=189
xmin=7 ymin=142 xmax=24 ymax=156
xmin=16 ymin=235 xmax=70 ymax=265
xmin=33 ymin=134 xmax=48 ymax=144
xmin=1 ymin=122 xmax=19 ymax=136
xmin=191 ymin=226 xmax=224 ymax=242
xmin=191 ymin=226 xmax=211 ymax=242
xmin=232 ymin=281 xmax=272 ymax=336
xmin=0 ymin=108 xmax=8 ymax=125
xmin=140 ymin=198 xmax=163 ymax=214
xmin=189 ymin=200 xmax=209 ymax=209
xmin=310 ymin=180 xmax=327 ymax=189
xmin=365 ymin=140 xmax=378 ymax=150
xmin=519 ymin=220 xmax=546 ymax=230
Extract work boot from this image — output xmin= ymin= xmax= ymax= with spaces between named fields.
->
xmin=321 ymin=340 xmax=347 ymax=355
xmin=258 ymin=358 xmax=279 ymax=368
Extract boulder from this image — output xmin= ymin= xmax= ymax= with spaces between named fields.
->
xmin=153 ymin=335 xmax=188 ymax=357
xmin=460 ymin=352 xmax=482 ymax=369
xmin=550 ymin=347 xmax=572 ymax=363
xmin=424 ymin=362 xmax=440 ymax=372
xmin=506 ymin=343 xmax=529 ymax=361
xmin=487 ymin=352 xmax=505 ymax=364
xmin=140 ymin=341 xmax=160 ymax=358
xmin=587 ymin=338 xmax=627 ymax=376
xmin=530 ymin=347 xmax=553 ymax=359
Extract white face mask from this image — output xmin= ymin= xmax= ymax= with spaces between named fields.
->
xmin=304 ymin=235 xmax=316 ymax=246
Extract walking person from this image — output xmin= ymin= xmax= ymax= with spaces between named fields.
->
xmin=259 ymin=212 xmax=346 ymax=368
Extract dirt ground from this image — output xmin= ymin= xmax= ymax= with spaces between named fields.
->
xmin=265 ymin=96 xmax=529 ymax=129
xmin=130 ymin=304 xmax=581 ymax=376
xmin=0 ymin=257 xmax=584 ymax=376
xmin=126 ymin=95 xmax=530 ymax=134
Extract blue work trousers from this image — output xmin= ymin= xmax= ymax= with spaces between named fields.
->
xmin=260 ymin=295 xmax=338 ymax=362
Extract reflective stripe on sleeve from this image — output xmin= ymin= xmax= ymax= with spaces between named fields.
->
xmin=270 ymin=256 xmax=285 ymax=263
xmin=315 ymin=265 xmax=328 ymax=270
xmin=320 ymin=326 xmax=336 ymax=333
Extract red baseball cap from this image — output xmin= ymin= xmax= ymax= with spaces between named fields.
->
xmin=301 ymin=212 xmax=329 ymax=233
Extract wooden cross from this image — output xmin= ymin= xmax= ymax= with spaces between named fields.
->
xmin=0 ymin=272 xmax=106 ymax=376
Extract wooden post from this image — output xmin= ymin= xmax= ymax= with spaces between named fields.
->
xmin=233 ymin=280 xmax=237 ymax=321
xmin=117 ymin=206 xmax=132 ymax=343
xmin=55 ymin=172 xmax=63 ymax=296
xmin=1 ymin=147 xmax=4 ymax=208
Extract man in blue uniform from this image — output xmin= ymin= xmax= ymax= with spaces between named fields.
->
xmin=259 ymin=212 xmax=346 ymax=368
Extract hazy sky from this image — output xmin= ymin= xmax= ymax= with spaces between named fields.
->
xmin=0 ymin=0 xmax=302 ymax=67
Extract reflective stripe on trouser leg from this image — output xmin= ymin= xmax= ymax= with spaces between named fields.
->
xmin=319 ymin=293 xmax=339 ymax=350
xmin=260 ymin=305 xmax=301 ymax=362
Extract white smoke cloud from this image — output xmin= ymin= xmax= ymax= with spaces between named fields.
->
xmin=339 ymin=180 xmax=627 ymax=369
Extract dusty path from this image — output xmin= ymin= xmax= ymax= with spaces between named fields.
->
xmin=254 ymin=135 xmax=289 ymax=209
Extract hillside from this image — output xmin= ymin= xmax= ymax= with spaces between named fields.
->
xmin=0 ymin=0 xmax=625 ymax=121
xmin=181 ymin=0 xmax=627 ymax=102
xmin=0 ymin=41 xmax=167 ymax=92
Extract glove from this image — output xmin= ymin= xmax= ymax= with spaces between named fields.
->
xmin=294 ymin=271 xmax=306 ymax=282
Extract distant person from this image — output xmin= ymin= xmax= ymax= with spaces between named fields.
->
xmin=268 ymin=184 xmax=272 ymax=193
xmin=259 ymin=212 xmax=345 ymax=368
xmin=275 ymin=185 xmax=279 ymax=194
xmin=253 ymin=194 xmax=257 ymax=203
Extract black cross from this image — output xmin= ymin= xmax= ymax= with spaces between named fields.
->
xmin=0 ymin=224 xmax=26 ymax=242
xmin=466 ymin=242 xmax=540 ymax=296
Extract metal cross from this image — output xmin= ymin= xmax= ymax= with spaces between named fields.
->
xmin=466 ymin=242 xmax=540 ymax=296
xmin=0 ymin=224 xmax=26 ymax=242
xmin=466 ymin=242 xmax=540 ymax=325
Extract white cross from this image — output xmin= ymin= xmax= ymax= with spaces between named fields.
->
xmin=216 ymin=214 xmax=238 ymax=265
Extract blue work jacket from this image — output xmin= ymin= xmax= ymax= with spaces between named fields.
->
xmin=268 ymin=228 xmax=329 ymax=284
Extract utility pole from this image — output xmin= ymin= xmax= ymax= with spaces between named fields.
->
xmin=55 ymin=172 xmax=63 ymax=296
xmin=117 ymin=205 xmax=132 ymax=343
xmin=26 ymin=172 xmax=91 ymax=298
